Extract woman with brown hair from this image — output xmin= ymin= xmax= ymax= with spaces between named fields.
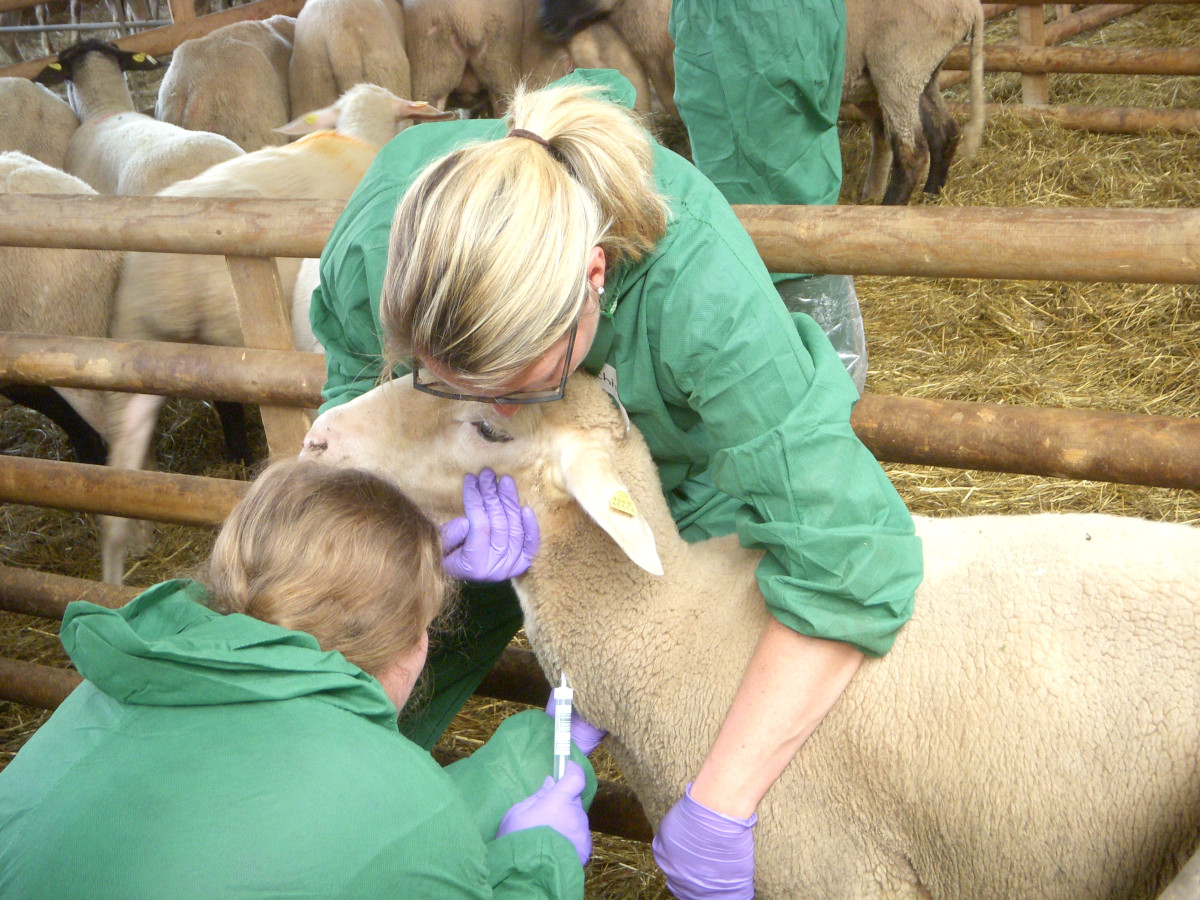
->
xmin=0 ymin=460 xmax=595 ymax=899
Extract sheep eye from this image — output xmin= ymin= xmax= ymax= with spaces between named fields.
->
xmin=472 ymin=420 xmax=512 ymax=443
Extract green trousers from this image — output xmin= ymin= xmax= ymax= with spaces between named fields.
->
xmin=669 ymin=0 xmax=846 ymax=209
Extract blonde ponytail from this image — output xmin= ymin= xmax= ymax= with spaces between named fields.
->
xmin=382 ymin=80 xmax=669 ymax=390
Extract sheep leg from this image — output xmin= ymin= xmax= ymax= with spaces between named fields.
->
xmin=101 ymin=391 xmax=166 ymax=585
xmin=881 ymin=128 xmax=927 ymax=206
xmin=859 ymin=101 xmax=892 ymax=205
xmin=878 ymin=87 xmax=928 ymax=206
xmin=0 ymin=385 xmax=107 ymax=465
xmin=919 ymin=74 xmax=960 ymax=196
xmin=214 ymin=400 xmax=254 ymax=466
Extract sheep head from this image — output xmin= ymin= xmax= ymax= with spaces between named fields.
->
xmin=34 ymin=39 xmax=160 ymax=86
xmin=299 ymin=373 xmax=664 ymax=576
xmin=276 ymin=85 xmax=458 ymax=148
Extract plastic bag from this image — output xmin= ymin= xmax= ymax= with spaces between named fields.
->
xmin=776 ymin=274 xmax=868 ymax=393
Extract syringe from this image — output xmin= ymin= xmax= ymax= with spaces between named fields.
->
xmin=552 ymin=672 xmax=573 ymax=781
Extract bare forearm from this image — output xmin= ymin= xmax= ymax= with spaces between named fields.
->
xmin=689 ymin=618 xmax=864 ymax=818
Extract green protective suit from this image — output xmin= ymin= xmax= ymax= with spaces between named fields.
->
xmin=669 ymin=0 xmax=869 ymax=390
xmin=0 ymin=581 xmax=596 ymax=900
xmin=309 ymin=69 xmax=922 ymax=747
xmin=669 ymin=0 xmax=846 ymax=209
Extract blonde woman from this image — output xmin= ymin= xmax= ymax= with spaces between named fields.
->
xmin=309 ymin=69 xmax=924 ymax=897
xmin=0 ymin=460 xmax=596 ymax=899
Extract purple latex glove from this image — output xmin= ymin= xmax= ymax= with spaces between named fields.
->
xmin=496 ymin=759 xmax=592 ymax=866
xmin=543 ymin=695 xmax=607 ymax=756
xmin=651 ymin=782 xmax=757 ymax=900
xmin=439 ymin=468 xmax=539 ymax=582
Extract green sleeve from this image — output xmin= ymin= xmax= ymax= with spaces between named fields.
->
xmin=484 ymin=829 xmax=585 ymax=900
xmin=444 ymin=710 xmax=595 ymax=900
xmin=648 ymin=216 xmax=923 ymax=657
xmin=309 ymin=188 xmax=397 ymax=413
xmin=444 ymin=710 xmax=597 ymax=842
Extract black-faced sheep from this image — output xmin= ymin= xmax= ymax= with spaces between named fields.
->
xmin=299 ymin=373 xmax=1200 ymax=899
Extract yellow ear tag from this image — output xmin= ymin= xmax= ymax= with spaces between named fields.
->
xmin=49 ymin=62 xmax=62 ymax=70
xmin=609 ymin=490 xmax=636 ymax=517
xmin=412 ymin=100 xmax=429 ymax=107
xmin=132 ymin=53 xmax=146 ymax=62
xmin=304 ymin=114 xmax=318 ymax=124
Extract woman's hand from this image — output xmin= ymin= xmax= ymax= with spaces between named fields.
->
xmin=496 ymin=761 xmax=592 ymax=866
xmin=651 ymin=783 xmax=756 ymax=899
xmin=439 ymin=469 xmax=539 ymax=581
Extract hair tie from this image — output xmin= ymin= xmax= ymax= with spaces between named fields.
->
xmin=509 ymin=128 xmax=553 ymax=151
xmin=509 ymin=127 xmax=574 ymax=174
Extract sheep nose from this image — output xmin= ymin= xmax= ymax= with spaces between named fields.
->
xmin=299 ymin=432 xmax=328 ymax=458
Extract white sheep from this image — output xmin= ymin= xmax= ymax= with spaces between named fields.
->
xmin=538 ymin=0 xmax=987 ymax=204
xmin=0 ymin=77 xmax=80 ymax=169
xmin=34 ymin=39 xmax=244 ymax=196
xmin=156 ymin=16 xmax=296 ymax=152
xmin=401 ymin=0 xmax=576 ymax=116
xmin=843 ymin=0 xmax=986 ymax=204
xmin=537 ymin=0 xmax=675 ymax=122
xmin=0 ymin=151 xmax=120 ymax=464
xmin=299 ymin=373 xmax=1200 ymax=899
xmin=288 ymin=0 xmax=409 ymax=119
xmin=100 ymin=84 xmax=455 ymax=585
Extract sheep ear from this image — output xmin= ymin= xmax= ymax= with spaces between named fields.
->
xmin=34 ymin=61 xmax=66 ymax=86
xmin=557 ymin=438 xmax=663 ymax=576
xmin=392 ymin=98 xmax=459 ymax=123
xmin=275 ymin=106 xmax=340 ymax=135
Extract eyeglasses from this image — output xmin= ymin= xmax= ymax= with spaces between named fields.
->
xmin=411 ymin=320 xmax=577 ymax=405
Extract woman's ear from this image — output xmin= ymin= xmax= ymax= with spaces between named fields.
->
xmin=587 ymin=245 xmax=606 ymax=293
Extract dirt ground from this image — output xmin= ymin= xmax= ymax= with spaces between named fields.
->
xmin=1 ymin=4 xmax=1198 ymax=897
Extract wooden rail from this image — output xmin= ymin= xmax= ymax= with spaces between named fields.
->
xmin=3 ymin=350 xmax=1200 ymax=499
xmin=943 ymin=44 xmax=1200 ymax=76
xmin=3 ymin=195 xmax=1200 ymax=283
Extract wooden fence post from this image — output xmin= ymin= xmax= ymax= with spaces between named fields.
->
xmin=225 ymin=255 xmax=314 ymax=458
xmin=1018 ymin=3 xmax=1051 ymax=104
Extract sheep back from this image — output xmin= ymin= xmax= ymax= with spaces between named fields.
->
xmin=156 ymin=16 xmax=296 ymax=152
xmin=0 ymin=152 xmax=120 ymax=339
xmin=0 ymin=78 xmax=80 ymax=170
